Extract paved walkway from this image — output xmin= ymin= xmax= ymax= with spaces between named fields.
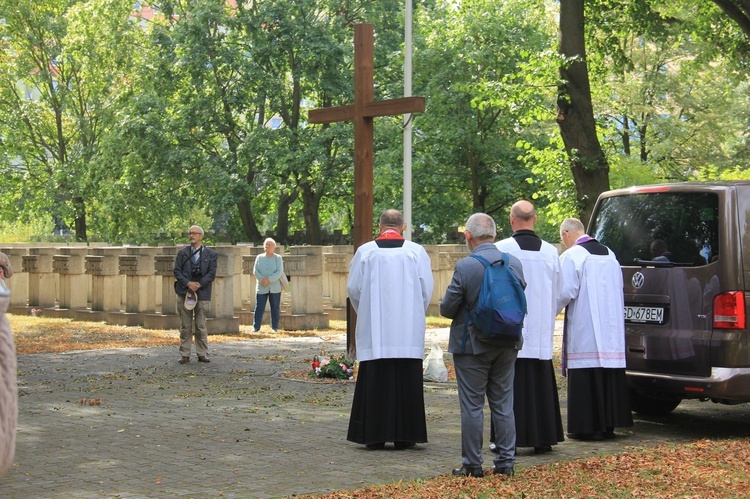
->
xmin=2 ymin=326 xmax=750 ymax=498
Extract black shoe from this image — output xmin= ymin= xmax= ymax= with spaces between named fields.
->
xmin=566 ymin=432 xmax=604 ymax=441
xmin=492 ymin=465 xmax=515 ymax=476
xmin=452 ymin=465 xmax=483 ymax=478
xmin=534 ymin=446 xmax=553 ymax=455
xmin=394 ymin=441 xmax=416 ymax=450
xmin=178 ymin=357 xmax=190 ymax=364
xmin=198 ymin=356 xmax=211 ymax=363
xmin=365 ymin=442 xmax=385 ymax=450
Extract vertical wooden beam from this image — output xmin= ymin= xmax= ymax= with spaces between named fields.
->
xmin=353 ymin=24 xmax=374 ymax=250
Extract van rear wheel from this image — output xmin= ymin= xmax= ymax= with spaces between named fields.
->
xmin=629 ymin=389 xmax=681 ymax=416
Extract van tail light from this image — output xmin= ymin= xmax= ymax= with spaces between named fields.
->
xmin=714 ymin=292 xmax=746 ymax=329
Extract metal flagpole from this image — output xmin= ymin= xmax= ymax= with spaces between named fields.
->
xmin=403 ymin=0 xmax=413 ymax=240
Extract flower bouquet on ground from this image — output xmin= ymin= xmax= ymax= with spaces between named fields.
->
xmin=311 ymin=353 xmax=355 ymax=380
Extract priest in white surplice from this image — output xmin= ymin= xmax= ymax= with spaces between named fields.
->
xmin=557 ymin=218 xmax=633 ymax=440
xmin=493 ymin=201 xmax=564 ymax=454
xmin=346 ymin=209 xmax=434 ymax=449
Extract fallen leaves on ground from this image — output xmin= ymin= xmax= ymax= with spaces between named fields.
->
xmin=78 ymin=398 xmax=102 ymax=406
xmin=282 ymin=370 xmax=355 ymax=383
xmin=9 ymin=314 xmax=750 ymax=498
xmin=9 ymin=315 xmax=346 ymax=355
xmin=296 ymin=438 xmax=750 ymax=498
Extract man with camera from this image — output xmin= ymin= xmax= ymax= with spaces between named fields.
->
xmin=173 ymin=225 xmax=218 ymax=364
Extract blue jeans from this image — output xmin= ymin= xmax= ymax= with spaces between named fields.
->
xmin=253 ymin=292 xmax=281 ymax=330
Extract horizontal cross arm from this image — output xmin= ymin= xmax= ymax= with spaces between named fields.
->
xmin=363 ymin=97 xmax=425 ymax=118
xmin=308 ymin=105 xmax=355 ymax=124
xmin=308 ymin=97 xmax=426 ymax=124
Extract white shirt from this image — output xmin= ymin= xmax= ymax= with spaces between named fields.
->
xmin=496 ymin=236 xmax=561 ymax=360
xmin=557 ymin=241 xmax=626 ymax=369
xmin=347 ymin=239 xmax=434 ymax=362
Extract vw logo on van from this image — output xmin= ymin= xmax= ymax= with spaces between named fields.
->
xmin=632 ymin=272 xmax=645 ymax=289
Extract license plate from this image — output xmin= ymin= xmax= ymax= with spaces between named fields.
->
xmin=624 ymin=305 xmax=665 ymax=324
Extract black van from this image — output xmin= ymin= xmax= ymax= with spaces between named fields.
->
xmin=588 ymin=181 xmax=750 ymax=415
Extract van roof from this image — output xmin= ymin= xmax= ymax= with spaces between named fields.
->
xmin=600 ymin=181 xmax=750 ymax=197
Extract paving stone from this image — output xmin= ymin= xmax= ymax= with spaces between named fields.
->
xmin=1 ymin=324 xmax=750 ymax=497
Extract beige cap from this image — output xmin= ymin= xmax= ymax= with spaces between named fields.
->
xmin=184 ymin=290 xmax=198 ymax=311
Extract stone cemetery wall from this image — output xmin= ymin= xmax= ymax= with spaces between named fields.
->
xmin=0 ymin=242 xmax=494 ymax=334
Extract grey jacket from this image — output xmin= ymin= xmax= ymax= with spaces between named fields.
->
xmin=440 ymin=242 xmax=526 ymax=355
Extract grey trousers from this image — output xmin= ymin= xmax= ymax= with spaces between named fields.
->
xmin=177 ymin=296 xmax=210 ymax=358
xmin=453 ymin=347 xmax=518 ymax=468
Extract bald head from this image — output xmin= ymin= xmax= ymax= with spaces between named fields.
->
xmin=509 ymin=200 xmax=537 ymax=231
xmin=378 ymin=209 xmax=405 ymax=234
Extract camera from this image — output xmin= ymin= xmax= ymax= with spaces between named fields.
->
xmin=192 ymin=265 xmax=203 ymax=280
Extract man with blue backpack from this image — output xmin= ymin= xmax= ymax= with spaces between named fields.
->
xmin=440 ymin=213 xmax=526 ymax=478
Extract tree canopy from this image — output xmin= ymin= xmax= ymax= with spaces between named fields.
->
xmin=1 ymin=0 xmax=749 ymax=244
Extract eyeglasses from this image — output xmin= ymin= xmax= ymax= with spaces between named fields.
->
xmin=188 ymin=231 xmax=201 ymax=235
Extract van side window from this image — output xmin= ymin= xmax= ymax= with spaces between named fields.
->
xmin=590 ymin=192 xmax=719 ymax=267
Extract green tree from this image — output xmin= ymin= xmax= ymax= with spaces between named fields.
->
xmin=239 ymin=0 xmax=356 ymax=244
xmin=141 ymin=0 xmax=271 ymax=242
xmin=119 ymin=0 xmax=384 ymax=245
xmin=0 ymin=0 xmax=140 ymax=240
xmin=583 ymin=1 xmax=750 ymax=188
xmin=411 ymin=0 xmax=558 ymax=240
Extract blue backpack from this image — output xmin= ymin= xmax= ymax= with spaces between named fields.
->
xmin=463 ymin=253 xmax=527 ymax=349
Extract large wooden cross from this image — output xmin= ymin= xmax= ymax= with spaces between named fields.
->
xmin=308 ymin=23 xmax=424 ymax=249
xmin=308 ymin=23 xmax=425 ymax=355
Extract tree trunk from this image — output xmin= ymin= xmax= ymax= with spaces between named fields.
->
xmin=275 ymin=189 xmax=298 ymax=245
xmin=556 ymin=0 xmax=610 ymax=225
xmin=639 ymin=122 xmax=648 ymax=162
xmin=73 ymin=196 xmax=87 ymax=242
xmin=301 ymin=187 xmax=322 ymax=245
xmin=711 ymin=0 xmax=750 ymax=38
xmin=467 ymin=147 xmax=483 ymax=212
xmin=237 ymin=199 xmax=262 ymax=242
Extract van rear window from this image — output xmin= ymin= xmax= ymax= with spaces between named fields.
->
xmin=589 ymin=192 xmax=719 ymax=267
